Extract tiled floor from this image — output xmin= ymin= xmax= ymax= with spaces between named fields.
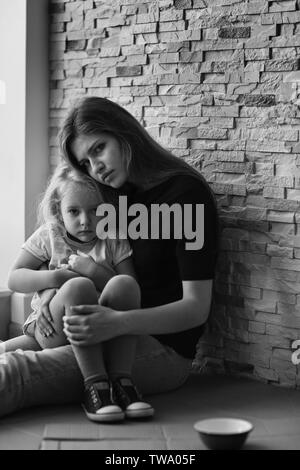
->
xmin=0 ymin=373 xmax=300 ymax=450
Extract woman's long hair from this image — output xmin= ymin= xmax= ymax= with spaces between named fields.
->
xmin=37 ymin=163 xmax=102 ymax=229
xmin=59 ymin=96 xmax=214 ymax=200
xmin=59 ymin=96 xmax=219 ymax=260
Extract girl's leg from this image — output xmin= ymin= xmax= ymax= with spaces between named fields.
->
xmin=50 ymin=277 xmax=124 ymax=422
xmin=36 ymin=277 xmax=107 ymax=384
xmin=99 ymin=275 xmax=141 ymax=380
xmin=0 ymin=337 xmax=191 ymax=419
xmin=0 ymin=334 xmax=41 ymax=353
xmin=99 ymin=275 xmax=154 ymax=418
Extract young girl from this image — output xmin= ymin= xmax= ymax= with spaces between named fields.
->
xmin=4 ymin=163 xmax=154 ymax=422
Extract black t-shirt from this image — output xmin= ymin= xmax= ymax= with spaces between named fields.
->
xmin=123 ymin=173 xmax=218 ymax=359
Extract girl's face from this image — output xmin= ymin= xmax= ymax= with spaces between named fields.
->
xmin=71 ymin=132 xmax=129 ymax=189
xmin=60 ymin=183 xmax=100 ymax=243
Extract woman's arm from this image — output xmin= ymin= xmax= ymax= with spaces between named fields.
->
xmin=124 ymin=279 xmax=212 ymax=335
xmin=115 ymin=257 xmax=137 ymax=279
xmin=63 ymin=279 xmax=212 ymax=345
xmin=89 ymin=263 xmax=115 ymax=290
xmin=8 ymin=249 xmax=79 ymax=293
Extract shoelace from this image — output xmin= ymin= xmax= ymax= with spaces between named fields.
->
xmin=88 ymin=382 xmax=113 ymax=407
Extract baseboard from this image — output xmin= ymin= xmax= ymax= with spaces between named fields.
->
xmin=10 ymin=292 xmax=33 ymax=324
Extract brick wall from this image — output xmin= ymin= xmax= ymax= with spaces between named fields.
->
xmin=49 ymin=0 xmax=300 ymax=388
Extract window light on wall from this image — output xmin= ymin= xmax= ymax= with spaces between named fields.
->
xmin=0 ymin=80 xmax=5 ymax=104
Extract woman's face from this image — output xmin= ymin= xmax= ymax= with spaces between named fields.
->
xmin=71 ymin=133 xmax=129 ymax=188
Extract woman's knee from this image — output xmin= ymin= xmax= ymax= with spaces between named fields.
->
xmin=59 ymin=277 xmax=97 ymax=307
xmin=100 ymin=275 xmax=141 ymax=310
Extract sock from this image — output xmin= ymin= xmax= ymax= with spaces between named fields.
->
xmin=84 ymin=374 xmax=109 ymax=389
xmin=104 ymin=335 xmax=137 ymax=382
xmin=109 ymin=373 xmax=133 ymax=383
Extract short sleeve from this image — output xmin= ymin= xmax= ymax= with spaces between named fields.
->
xmin=106 ymin=238 xmax=133 ymax=267
xmin=22 ymin=225 xmax=51 ymax=262
xmin=175 ymin=180 xmax=218 ymax=281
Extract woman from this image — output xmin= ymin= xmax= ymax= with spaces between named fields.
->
xmin=0 ymin=97 xmax=218 ymax=417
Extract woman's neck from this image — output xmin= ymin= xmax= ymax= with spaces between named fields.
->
xmin=123 ymin=177 xmax=160 ymax=193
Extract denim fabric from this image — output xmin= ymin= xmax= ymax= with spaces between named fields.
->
xmin=0 ymin=336 xmax=192 ymax=417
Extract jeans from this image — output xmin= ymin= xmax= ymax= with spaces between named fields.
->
xmin=0 ymin=336 xmax=192 ymax=418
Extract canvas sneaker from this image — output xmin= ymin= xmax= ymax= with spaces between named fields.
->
xmin=112 ymin=377 xmax=154 ymax=419
xmin=82 ymin=380 xmax=125 ymax=423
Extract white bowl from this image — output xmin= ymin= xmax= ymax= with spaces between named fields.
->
xmin=194 ymin=418 xmax=254 ymax=450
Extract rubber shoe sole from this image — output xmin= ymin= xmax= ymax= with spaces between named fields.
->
xmin=125 ymin=403 xmax=154 ymax=419
xmin=82 ymin=404 xmax=125 ymax=423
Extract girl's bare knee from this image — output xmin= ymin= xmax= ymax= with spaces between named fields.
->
xmin=60 ymin=277 xmax=96 ymax=307
xmin=100 ymin=274 xmax=141 ymax=309
xmin=62 ymin=276 xmax=94 ymax=290
xmin=61 ymin=277 xmax=94 ymax=294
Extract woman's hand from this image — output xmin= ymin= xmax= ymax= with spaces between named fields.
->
xmin=62 ymin=305 xmax=125 ymax=346
xmin=36 ymin=288 xmax=57 ymax=337
xmin=68 ymin=253 xmax=97 ymax=279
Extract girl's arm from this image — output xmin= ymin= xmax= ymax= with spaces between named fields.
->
xmin=63 ymin=278 xmax=212 ymax=345
xmin=68 ymin=253 xmax=114 ymax=291
xmin=83 ymin=256 xmax=137 ymax=291
xmin=8 ymin=249 xmax=79 ymax=293
xmin=68 ymin=254 xmax=137 ymax=292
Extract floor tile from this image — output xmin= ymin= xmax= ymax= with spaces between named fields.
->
xmin=262 ymin=418 xmax=300 ymax=436
xmin=97 ymin=423 xmax=165 ymax=440
xmin=167 ymin=438 xmax=206 ymax=450
xmin=244 ymin=435 xmax=300 ymax=450
xmin=0 ymin=428 xmax=41 ymax=450
xmin=43 ymin=422 xmax=165 ymax=440
xmin=162 ymin=423 xmax=198 ymax=440
xmin=44 ymin=422 xmax=100 ymax=440
xmin=59 ymin=439 xmax=167 ymax=450
xmin=2 ymin=374 xmax=300 ymax=450
xmin=40 ymin=440 xmax=60 ymax=450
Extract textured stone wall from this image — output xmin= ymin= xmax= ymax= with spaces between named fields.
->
xmin=50 ymin=0 xmax=300 ymax=388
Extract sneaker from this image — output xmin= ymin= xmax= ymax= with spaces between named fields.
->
xmin=82 ymin=380 xmax=125 ymax=423
xmin=112 ymin=377 xmax=154 ymax=419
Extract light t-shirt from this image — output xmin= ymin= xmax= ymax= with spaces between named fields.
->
xmin=22 ymin=223 xmax=132 ymax=331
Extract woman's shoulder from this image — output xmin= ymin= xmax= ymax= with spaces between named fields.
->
xmin=169 ymin=173 xmax=206 ymax=187
xmin=159 ymin=173 xmax=215 ymax=203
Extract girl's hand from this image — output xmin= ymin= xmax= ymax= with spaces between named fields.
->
xmin=36 ymin=288 xmax=57 ymax=337
xmin=62 ymin=305 xmax=125 ymax=346
xmin=68 ymin=252 xmax=97 ymax=279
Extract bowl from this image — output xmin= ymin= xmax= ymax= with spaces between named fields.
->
xmin=194 ymin=417 xmax=254 ymax=450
